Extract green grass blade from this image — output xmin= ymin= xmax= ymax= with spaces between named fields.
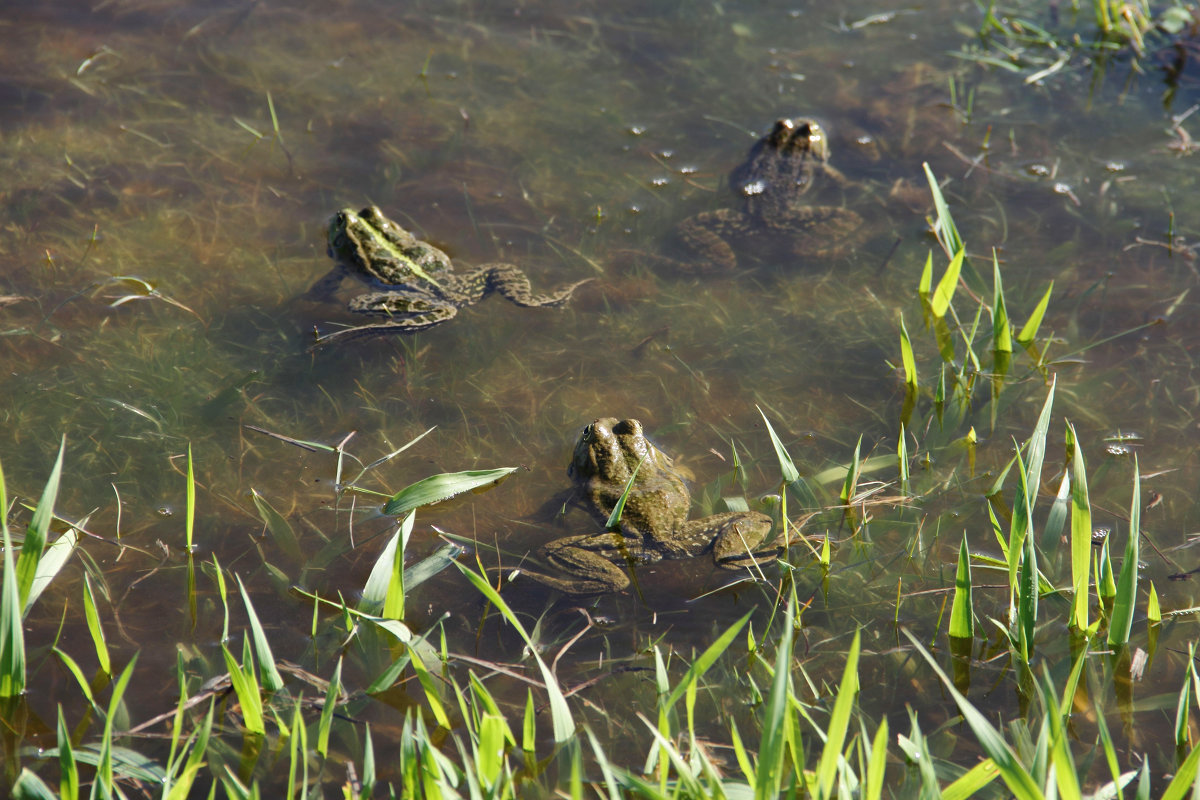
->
xmin=924 ymin=163 xmax=965 ymax=258
xmin=401 ymin=543 xmax=462 ymax=591
xmin=316 ymin=656 xmax=342 ymax=758
xmin=57 ymin=705 xmax=78 ymax=800
xmin=943 ymin=760 xmax=1002 ymax=799
xmin=522 ymin=689 xmax=536 ymax=753
xmin=185 ymin=443 xmax=195 ymax=552
xmin=757 ymin=406 xmax=800 ymax=484
xmin=381 ymin=468 xmax=517 ymax=517
xmin=250 ymin=490 xmax=301 ymax=562
xmin=97 ymin=653 xmax=139 ymax=796
xmin=755 ymin=599 xmax=795 ymax=799
xmin=904 ymin=629 xmax=1044 ymax=800
xmin=1108 ymin=457 xmax=1141 ymax=646
xmin=11 ymin=769 xmax=57 ymax=800
xmin=950 ymin=534 xmax=974 ymax=639
xmin=931 ymin=248 xmax=965 ymax=319
xmin=24 ymin=526 xmax=78 ymax=615
xmin=1177 ymin=650 xmax=1193 ymax=748
xmin=663 ymin=611 xmax=752 ymax=711
xmin=1161 ymin=740 xmax=1200 ymax=800
xmin=235 ymin=575 xmax=284 ymax=692
xmin=384 ymin=511 xmax=415 ymax=620
xmin=606 ymin=454 xmax=646 ymax=530
xmin=1025 ymin=377 xmax=1056 ymax=501
xmin=0 ymin=524 xmax=25 ymax=697
xmin=1017 ymin=282 xmax=1055 ymax=346
xmin=456 ymin=562 xmax=575 ymax=742
xmin=899 ymin=314 xmax=918 ymax=392
xmin=816 ymin=628 xmax=860 ymax=800
xmin=17 ymin=437 xmax=64 ymax=612
xmin=82 ymin=573 xmax=111 ymax=676
xmin=864 ymin=717 xmax=888 ymax=800
xmin=360 ymin=511 xmax=415 ymax=617
xmin=1066 ymin=422 xmax=1092 ymax=630
xmin=992 ymin=250 xmax=1012 ymax=353
xmin=405 ymin=642 xmax=450 ymax=729
xmin=222 ymin=638 xmax=265 ymax=736
xmin=165 ymin=702 xmax=214 ymax=800
xmin=1017 ymin=492 xmax=1038 ymax=662
xmin=918 ymin=250 xmax=933 ymax=298
xmin=840 ymin=435 xmax=863 ymax=506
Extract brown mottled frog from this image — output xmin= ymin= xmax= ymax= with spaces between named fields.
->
xmin=308 ymin=206 xmax=590 ymax=345
xmin=522 ymin=417 xmax=778 ymax=594
xmin=652 ymin=118 xmax=862 ymax=273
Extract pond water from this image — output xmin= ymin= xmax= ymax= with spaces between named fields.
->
xmin=5 ymin=0 xmax=1200 ymax=794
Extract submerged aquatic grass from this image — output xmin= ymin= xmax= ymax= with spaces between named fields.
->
xmin=4 ymin=0 xmax=1200 ymax=796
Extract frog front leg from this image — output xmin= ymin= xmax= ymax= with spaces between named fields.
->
xmin=303 ymin=264 xmax=349 ymax=301
xmin=688 ymin=512 xmax=778 ymax=570
xmin=523 ymin=532 xmax=658 ymax=594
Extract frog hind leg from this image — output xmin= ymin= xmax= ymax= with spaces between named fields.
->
xmin=672 ymin=209 xmax=748 ymax=273
xmin=774 ymin=206 xmax=863 ymax=259
xmin=473 ymin=264 xmax=592 ymax=308
xmin=699 ymin=512 xmax=778 ymax=570
xmin=520 ymin=533 xmax=655 ymax=594
xmin=312 ymin=297 xmax=457 ymax=347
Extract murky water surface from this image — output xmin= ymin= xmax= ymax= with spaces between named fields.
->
xmin=6 ymin=0 xmax=1200 ymax=791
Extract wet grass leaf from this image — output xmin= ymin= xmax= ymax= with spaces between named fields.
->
xmin=905 ymin=630 xmax=1044 ymax=800
xmin=1066 ymin=422 xmax=1092 ymax=631
xmin=1107 ymin=457 xmax=1140 ymax=646
xmin=251 ymin=489 xmax=301 ymax=563
xmin=950 ymin=534 xmax=974 ymax=639
xmin=382 ymin=468 xmax=517 ymax=517
xmin=17 ymin=438 xmax=63 ymax=613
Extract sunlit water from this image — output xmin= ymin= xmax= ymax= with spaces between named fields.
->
xmin=5 ymin=0 xmax=1200 ymax=790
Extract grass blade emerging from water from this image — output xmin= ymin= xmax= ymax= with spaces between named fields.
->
xmin=1017 ymin=282 xmax=1055 ymax=347
xmin=0 ymin=525 xmax=24 ymax=698
xmin=456 ymin=562 xmax=575 ymax=743
xmin=1107 ymin=457 xmax=1141 ymax=646
xmin=816 ymin=628 xmax=860 ymax=800
xmin=221 ymin=636 xmax=265 ymax=736
xmin=1066 ymin=422 xmax=1092 ymax=632
xmin=950 ymin=534 xmax=974 ymax=639
xmin=992 ymin=250 xmax=1012 ymax=353
xmin=839 ymin=435 xmax=863 ymax=507
xmin=82 ymin=574 xmax=111 ymax=677
xmin=235 ymin=575 xmax=284 ymax=692
xmin=904 ymin=630 xmax=1044 ymax=800
xmin=17 ymin=437 xmax=64 ymax=613
xmin=931 ymin=248 xmax=964 ymax=320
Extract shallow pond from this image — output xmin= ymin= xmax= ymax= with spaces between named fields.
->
xmin=5 ymin=0 xmax=1200 ymax=794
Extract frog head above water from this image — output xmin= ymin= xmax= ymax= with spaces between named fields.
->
xmin=730 ymin=117 xmax=832 ymax=215
xmin=569 ymin=417 xmax=671 ymax=489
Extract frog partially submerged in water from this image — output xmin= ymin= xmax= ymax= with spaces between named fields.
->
xmin=521 ymin=417 xmax=778 ymax=594
xmin=642 ymin=118 xmax=862 ymax=274
xmin=308 ymin=206 xmax=590 ymax=345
